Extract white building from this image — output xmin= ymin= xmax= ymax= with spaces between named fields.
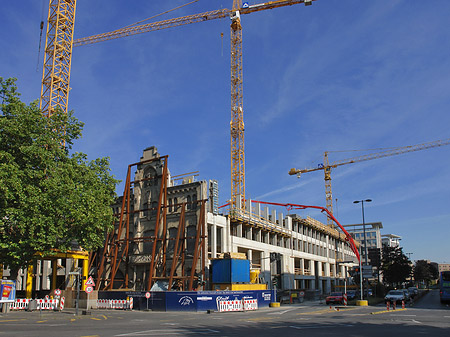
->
xmin=382 ymin=234 xmax=402 ymax=248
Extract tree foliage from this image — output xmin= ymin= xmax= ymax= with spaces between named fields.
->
xmin=414 ymin=260 xmax=439 ymax=286
xmin=381 ymin=246 xmax=412 ymax=287
xmin=0 ymin=77 xmax=119 ymax=275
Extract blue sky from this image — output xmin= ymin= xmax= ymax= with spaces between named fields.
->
xmin=2 ymin=0 xmax=450 ymax=264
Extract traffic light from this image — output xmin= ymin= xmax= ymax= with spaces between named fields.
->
xmin=368 ymin=248 xmax=381 ymax=267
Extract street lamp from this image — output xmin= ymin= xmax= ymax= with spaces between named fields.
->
xmin=353 ymin=199 xmax=372 ymax=300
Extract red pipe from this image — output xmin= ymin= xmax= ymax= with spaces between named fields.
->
xmin=250 ymin=200 xmax=360 ymax=262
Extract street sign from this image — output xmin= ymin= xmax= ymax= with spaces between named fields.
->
xmin=54 ymin=289 xmax=61 ymax=296
xmin=145 ymin=292 xmax=151 ymax=299
xmin=85 ymin=286 xmax=94 ymax=294
xmin=85 ymin=276 xmax=95 ymax=287
xmin=362 ymin=265 xmax=373 ymax=278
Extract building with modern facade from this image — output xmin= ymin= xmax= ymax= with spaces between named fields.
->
xmin=343 ymin=222 xmax=383 ymax=262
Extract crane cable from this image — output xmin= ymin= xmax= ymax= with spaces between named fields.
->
xmin=36 ymin=0 xmax=46 ymax=72
xmin=122 ymin=0 xmax=200 ymax=29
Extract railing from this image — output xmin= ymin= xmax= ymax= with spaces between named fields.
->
xmin=294 ymin=268 xmax=311 ymax=275
xmin=229 ymin=208 xmax=291 ymax=236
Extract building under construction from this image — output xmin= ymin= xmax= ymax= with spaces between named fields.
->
xmin=90 ymin=146 xmax=358 ymax=295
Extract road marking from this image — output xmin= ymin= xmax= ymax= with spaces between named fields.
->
xmin=411 ymin=319 xmax=422 ymax=324
xmin=268 ymin=308 xmax=297 ymax=315
xmin=289 ymin=324 xmax=354 ymax=330
xmin=348 ymin=314 xmax=367 ymax=316
xmin=102 ymin=315 xmax=108 ymax=320
xmin=36 ymin=320 xmax=47 ymax=323
xmin=0 ymin=319 xmax=26 ymax=323
xmin=240 ymin=317 xmax=275 ymax=322
xmin=115 ymin=329 xmax=220 ymax=336
xmin=91 ymin=317 xmax=102 ymax=321
xmin=371 ymin=308 xmax=407 ymax=315
xmin=297 ymin=308 xmax=333 ymax=315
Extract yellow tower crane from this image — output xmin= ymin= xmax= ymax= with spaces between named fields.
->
xmin=289 ymin=138 xmax=450 ymax=226
xmin=39 ymin=0 xmax=316 ymax=212
xmin=39 ymin=0 xmax=76 ymax=118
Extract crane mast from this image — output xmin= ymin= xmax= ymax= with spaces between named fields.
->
xmin=289 ymin=138 xmax=450 ymax=226
xmin=230 ymin=0 xmax=245 ymax=210
xmin=40 ymin=0 xmax=77 ymax=118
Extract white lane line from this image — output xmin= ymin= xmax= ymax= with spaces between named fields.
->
xmin=115 ymin=329 xmax=220 ymax=336
xmin=289 ymin=324 xmax=354 ymax=330
xmin=411 ymin=320 xmax=422 ymax=324
xmin=268 ymin=308 xmax=297 ymax=315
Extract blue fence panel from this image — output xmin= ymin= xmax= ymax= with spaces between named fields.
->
xmin=165 ymin=291 xmax=197 ymax=311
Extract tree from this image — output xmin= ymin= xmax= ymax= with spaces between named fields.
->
xmin=0 ymin=77 xmax=119 ymax=278
xmin=381 ymin=246 xmax=412 ymax=288
xmin=414 ymin=260 xmax=439 ymax=287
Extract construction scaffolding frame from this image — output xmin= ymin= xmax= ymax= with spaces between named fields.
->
xmin=92 ymin=155 xmax=207 ymax=291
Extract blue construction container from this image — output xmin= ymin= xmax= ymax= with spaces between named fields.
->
xmin=212 ymin=259 xmax=250 ymax=284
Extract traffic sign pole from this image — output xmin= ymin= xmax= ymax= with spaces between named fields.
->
xmin=145 ymin=292 xmax=151 ymax=311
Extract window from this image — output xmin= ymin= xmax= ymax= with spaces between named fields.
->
xmin=192 ymin=194 xmax=197 ymax=210
xmin=168 ymin=198 xmax=172 ymax=213
xmin=187 ymin=195 xmax=191 ymax=210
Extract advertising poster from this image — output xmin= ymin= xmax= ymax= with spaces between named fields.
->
xmin=0 ymin=280 xmax=16 ymax=303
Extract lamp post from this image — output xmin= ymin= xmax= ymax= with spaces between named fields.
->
xmin=353 ymin=199 xmax=372 ymax=300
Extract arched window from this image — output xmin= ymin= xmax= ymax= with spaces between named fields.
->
xmin=168 ymin=198 xmax=172 ymax=213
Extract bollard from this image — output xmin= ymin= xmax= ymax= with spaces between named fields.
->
xmin=386 ymin=301 xmax=390 ymax=311
xmin=402 ymin=300 xmax=405 ymax=309
xmin=393 ymin=301 xmax=396 ymax=310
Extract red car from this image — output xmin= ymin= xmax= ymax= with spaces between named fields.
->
xmin=326 ymin=292 xmax=344 ymax=305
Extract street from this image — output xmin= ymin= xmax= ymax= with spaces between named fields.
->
xmin=1 ymin=290 xmax=449 ymax=336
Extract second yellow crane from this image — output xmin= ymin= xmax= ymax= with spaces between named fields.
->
xmin=289 ymin=138 xmax=450 ymax=226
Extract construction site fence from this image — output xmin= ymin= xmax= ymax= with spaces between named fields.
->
xmin=218 ymin=299 xmax=258 ymax=312
xmin=10 ymin=297 xmax=65 ymax=311
xmin=97 ymin=298 xmax=133 ymax=310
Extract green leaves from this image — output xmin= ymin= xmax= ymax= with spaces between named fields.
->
xmin=0 ymin=77 xmax=118 ymax=273
xmin=381 ymin=246 xmax=412 ymax=287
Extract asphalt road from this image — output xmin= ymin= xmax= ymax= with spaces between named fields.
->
xmin=1 ymin=290 xmax=449 ymax=337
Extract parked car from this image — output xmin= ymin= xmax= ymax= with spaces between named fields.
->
xmin=346 ymin=290 xmax=357 ymax=300
xmin=364 ymin=289 xmax=373 ymax=297
xmin=408 ymin=286 xmax=418 ymax=298
xmin=326 ymin=292 xmax=344 ymax=305
xmin=401 ymin=289 xmax=410 ymax=301
xmin=384 ymin=290 xmax=405 ymax=304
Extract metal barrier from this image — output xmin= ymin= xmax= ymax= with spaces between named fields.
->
xmin=11 ymin=298 xmax=61 ymax=311
xmin=219 ymin=299 xmax=258 ymax=312
xmin=243 ymin=299 xmax=258 ymax=311
xmin=96 ymin=298 xmax=133 ymax=310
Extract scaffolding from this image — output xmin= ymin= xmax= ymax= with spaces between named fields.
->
xmin=91 ymin=155 xmax=207 ymax=291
